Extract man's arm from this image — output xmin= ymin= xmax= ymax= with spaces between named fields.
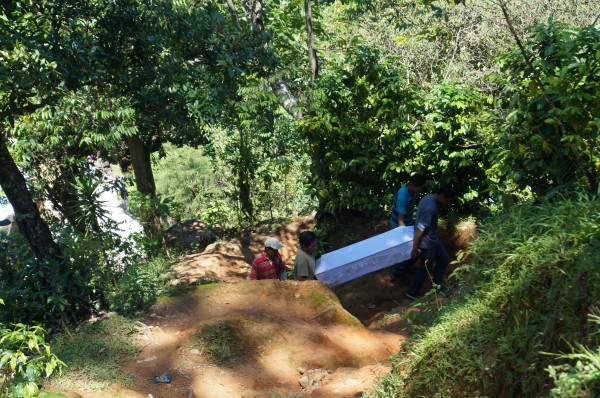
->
xmin=396 ymin=212 xmax=406 ymax=227
xmin=394 ymin=189 xmax=410 ymax=226
xmin=411 ymin=229 xmax=424 ymax=260
xmin=250 ymin=263 xmax=258 ymax=280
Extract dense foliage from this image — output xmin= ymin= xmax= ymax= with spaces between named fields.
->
xmin=366 ymin=194 xmax=600 ymax=397
xmin=0 ymin=316 xmax=63 ymax=398
xmin=489 ymin=22 xmax=600 ymax=197
xmin=1 ymin=0 xmax=599 ymax=394
xmin=301 ymin=22 xmax=599 ymax=215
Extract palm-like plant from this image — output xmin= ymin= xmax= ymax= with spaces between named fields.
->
xmin=70 ymin=174 xmax=109 ymax=237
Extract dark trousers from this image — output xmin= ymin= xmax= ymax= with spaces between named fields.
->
xmin=391 ymin=258 xmax=416 ymax=278
xmin=406 ymin=240 xmax=450 ymax=296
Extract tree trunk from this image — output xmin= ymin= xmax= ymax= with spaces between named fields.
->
xmin=0 ymin=133 xmax=63 ymax=263
xmin=127 ymin=134 xmax=156 ymax=197
xmin=237 ymin=129 xmax=254 ymax=221
xmin=305 ymin=0 xmax=319 ymax=82
xmin=272 ymin=79 xmax=304 ymax=119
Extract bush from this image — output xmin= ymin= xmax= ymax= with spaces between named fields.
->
xmin=0 ymin=318 xmax=64 ymax=398
xmin=489 ymin=23 xmax=600 ymax=197
xmin=0 ymin=257 xmax=95 ymax=326
xmin=367 ymin=193 xmax=600 ymax=397
xmin=546 ymin=311 xmax=600 ymax=397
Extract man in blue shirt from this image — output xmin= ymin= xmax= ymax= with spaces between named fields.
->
xmin=405 ymin=185 xmax=456 ymax=300
xmin=389 ymin=174 xmax=426 ymax=280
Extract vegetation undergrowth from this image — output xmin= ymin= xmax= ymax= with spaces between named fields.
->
xmin=366 ymin=193 xmax=600 ymax=397
xmin=0 ymin=312 xmax=64 ymax=398
xmin=191 ymin=322 xmax=244 ymax=365
xmin=48 ymin=315 xmax=140 ymax=392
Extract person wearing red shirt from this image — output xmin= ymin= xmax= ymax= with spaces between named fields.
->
xmin=250 ymin=237 xmax=287 ymax=280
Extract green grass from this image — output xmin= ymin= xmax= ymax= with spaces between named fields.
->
xmin=164 ymin=279 xmax=220 ymax=297
xmin=339 ymin=311 xmax=361 ymax=326
xmin=190 ymin=322 xmax=243 ymax=364
xmin=48 ymin=315 xmax=140 ymax=391
xmin=366 ymin=194 xmax=600 ymax=398
xmin=270 ymin=393 xmax=303 ymax=398
xmin=306 ymin=290 xmax=333 ymax=308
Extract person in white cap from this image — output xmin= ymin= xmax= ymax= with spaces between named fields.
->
xmin=250 ymin=237 xmax=287 ymax=280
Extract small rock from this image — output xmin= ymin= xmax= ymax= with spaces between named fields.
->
xmin=297 ymin=367 xmax=306 ymax=374
xmin=136 ymin=356 xmax=157 ymax=363
xmin=344 ymin=378 xmax=362 ymax=387
xmin=299 ymin=375 xmax=310 ymax=389
xmin=190 ymin=348 xmax=201 ymax=355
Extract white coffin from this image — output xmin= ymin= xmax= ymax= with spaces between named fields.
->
xmin=315 ymin=226 xmax=414 ymax=286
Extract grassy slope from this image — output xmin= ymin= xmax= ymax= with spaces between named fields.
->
xmin=366 ymin=194 xmax=600 ymax=397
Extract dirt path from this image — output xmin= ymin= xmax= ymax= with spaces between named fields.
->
xmin=104 ymin=280 xmax=401 ymax=398
xmin=52 ymin=217 xmax=475 ymax=397
xmin=115 ymin=217 xmax=405 ymax=397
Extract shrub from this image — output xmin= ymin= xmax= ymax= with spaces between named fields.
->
xmin=154 ymin=143 xmax=230 ymax=225
xmin=546 ymin=310 xmax=600 ymax=397
xmin=367 ymin=193 xmax=600 ymax=397
xmin=0 ymin=317 xmax=64 ymax=398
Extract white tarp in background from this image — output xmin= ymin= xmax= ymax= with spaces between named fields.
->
xmin=315 ymin=226 xmax=414 ymax=286
xmin=98 ymin=187 xmax=143 ymax=238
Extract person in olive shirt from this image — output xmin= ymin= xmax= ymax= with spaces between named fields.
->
xmin=294 ymin=231 xmax=318 ymax=281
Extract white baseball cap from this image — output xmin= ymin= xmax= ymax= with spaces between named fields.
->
xmin=264 ymin=237 xmax=284 ymax=250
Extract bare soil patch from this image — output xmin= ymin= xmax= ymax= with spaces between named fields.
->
xmin=52 ymin=216 xmax=476 ymax=397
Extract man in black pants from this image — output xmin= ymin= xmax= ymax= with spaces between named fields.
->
xmin=405 ymin=185 xmax=456 ymax=300
xmin=389 ymin=174 xmax=426 ymax=281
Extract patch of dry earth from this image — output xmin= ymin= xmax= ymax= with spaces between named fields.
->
xmin=67 ymin=280 xmax=402 ymax=398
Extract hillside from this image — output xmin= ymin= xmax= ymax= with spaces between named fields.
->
xmin=44 ymin=216 xmax=431 ymax=397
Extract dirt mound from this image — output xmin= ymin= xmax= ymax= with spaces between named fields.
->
xmin=168 ymin=217 xmax=316 ymax=284
xmin=76 ymin=280 xmax=401 ymax=397
xmin=53 ymin=216 xmax=477 ymax=397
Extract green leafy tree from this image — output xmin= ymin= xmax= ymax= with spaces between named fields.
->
xmin=154 ymin=143 xmax=226 ymax=223
xmin=489 ymin=22 xmax=600 ymax=197
xmin=9 ymin=90 xmax=137 ymax=232
xmin=299 ymin=46 xmax=495 ymax=216
xmin=0 ymin=1 xmax=69 ymax=266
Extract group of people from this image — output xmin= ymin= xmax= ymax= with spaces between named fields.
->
xmin=249 ymin=174 xmax=456 ymax=300
xmin=389 ymin=175 xmax=456 ymax=299
xmin=249 ymin=231 xmax=318 ymax=282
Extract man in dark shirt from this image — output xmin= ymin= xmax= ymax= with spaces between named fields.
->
xmin=389 ymin=174 xmax=426 ymax=280
xmin=405 ymin=185 xmax=456 ymax=300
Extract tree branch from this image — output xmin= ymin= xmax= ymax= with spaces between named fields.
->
xmin=225 ymin=0 xmax=240 ymax=29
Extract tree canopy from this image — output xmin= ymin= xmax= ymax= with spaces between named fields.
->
xmin=0 ymin=0 xmax=598 ymax=394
